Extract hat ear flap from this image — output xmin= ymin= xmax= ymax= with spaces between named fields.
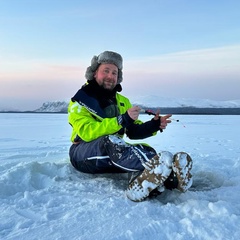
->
xmin=90 ymin=56 xmax=99 ymax=70
xmin=117 ymin=70 xmax=123 ymax=84
xmin=85 ymin=56 xmax=100 ymax=81
xmin=85 ymin=66 xmax=94 ymax=81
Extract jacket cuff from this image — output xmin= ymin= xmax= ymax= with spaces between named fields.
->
xmin=117 ymin=112 xmax=134 ymax=128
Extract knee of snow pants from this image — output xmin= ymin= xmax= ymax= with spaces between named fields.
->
xmin=103 ymin=135 xmax=157 ymax=172
xmin=69 ymin=135 xmax=157 ymax=173
xmin=69 ymin=137 xmax=126 ymax=174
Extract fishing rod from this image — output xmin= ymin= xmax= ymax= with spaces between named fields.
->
xmin=140 ymin=109 xmax=186 ymax=127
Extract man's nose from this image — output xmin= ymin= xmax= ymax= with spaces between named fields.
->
xmin=107 ymin=72 xmax=115 ymax=79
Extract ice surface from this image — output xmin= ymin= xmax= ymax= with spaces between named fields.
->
xmin=0 ymin=113 xmax=240 ymax=239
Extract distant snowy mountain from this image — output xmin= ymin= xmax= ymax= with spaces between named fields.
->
xmin=34 ymin=101 xmax=68 ymax=113
xmin=33 ymin=97 xmax=240 ymax=113
xmin=130 ymin=95 xmax=240 ymax=108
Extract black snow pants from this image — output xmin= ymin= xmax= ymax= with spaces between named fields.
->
xmin=69 ymin=135 xmax=157 ymax=174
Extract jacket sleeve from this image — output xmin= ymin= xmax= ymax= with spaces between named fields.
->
xmin=68 ymin=101 xmax=122 ymax=142
xmin=116 ymin=93 xmax=160 ymax=140
xmin=126 ymin=118 xmax=160 ymax=139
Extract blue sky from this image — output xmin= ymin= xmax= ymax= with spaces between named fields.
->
xmin=0 ymin=0 xmax=240 ymax=110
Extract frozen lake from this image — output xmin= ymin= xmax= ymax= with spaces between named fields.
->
xmin=0 ymin=113 xmax=240 ymax=240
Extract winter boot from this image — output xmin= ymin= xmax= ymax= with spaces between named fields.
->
xmin=126 ymin=151 xmax=174 ymax=202
xmin=163 ymin=170 xmax=179 ymax=190
xmin=152 ymin=170 xmax=179 ymax=196
xmin=172 ymin=152 xmax=193 ymax=192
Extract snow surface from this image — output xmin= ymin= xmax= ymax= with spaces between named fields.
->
xmin=1 ymin=113 xmax=240 ymax=240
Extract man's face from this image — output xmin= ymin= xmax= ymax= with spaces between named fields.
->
xmin=94 ymin=63 xmax=118 ymax=91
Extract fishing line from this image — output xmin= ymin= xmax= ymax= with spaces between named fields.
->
xmin=140 ymin=109 xmax=186 ymax=128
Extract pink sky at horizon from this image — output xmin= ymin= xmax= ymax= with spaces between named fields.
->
xmin=1 ymin=0 xmax=239 ymax=110
xmin=1 ymin=45 xmax=240 ymax=111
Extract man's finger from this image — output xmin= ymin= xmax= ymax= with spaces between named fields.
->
xmin=162 ymin=115 xmax=173 ymax=125
xmin=155 ymin=109 xmax=160 ymax=115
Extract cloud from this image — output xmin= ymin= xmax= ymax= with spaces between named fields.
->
xmin=0 ymin=44 xmax=239 ymax=110
xmin=0 ymin=58 xmax=85 ymax=81
xmin=122 ymin=45 xmax=240 ymax=100
xmin=125 ymin=44 xmax=240 ymax=76
xmin=0 ymin=58 xmax=87 ymax=109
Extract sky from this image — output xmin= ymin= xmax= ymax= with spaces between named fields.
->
xmin=0 ymin=0 xmax=240 ymax=111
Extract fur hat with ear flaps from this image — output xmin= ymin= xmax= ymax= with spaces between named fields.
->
xmin=85 ymin=51 xmax=123 ymax=84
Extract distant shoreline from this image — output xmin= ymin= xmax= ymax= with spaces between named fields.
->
xmin=1 ymin=107 xmax=240 ymax=115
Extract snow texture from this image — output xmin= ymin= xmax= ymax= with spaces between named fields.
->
xmin=0 ymin=113 xmax=240 ymax=240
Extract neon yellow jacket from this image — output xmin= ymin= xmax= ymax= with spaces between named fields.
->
xmin=69 ymin=92 xmax=135 ymax=142
xmin=68 ymin=83 xmax=160 ymax=143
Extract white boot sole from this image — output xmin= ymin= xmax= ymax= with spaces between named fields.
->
xmin=172 ymin=152 xmax=193 ymax=192
xmin=126 ymin=151 xmax=173 ymax=202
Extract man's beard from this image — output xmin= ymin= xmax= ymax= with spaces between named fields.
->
xmin=100 ymin=79 xmax=116 ymax=91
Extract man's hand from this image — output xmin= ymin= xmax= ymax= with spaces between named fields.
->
xmin=127 ymin=106 xmax=141 ymax=120
xmin=154 ymin=109 xmax=172 ymax=131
